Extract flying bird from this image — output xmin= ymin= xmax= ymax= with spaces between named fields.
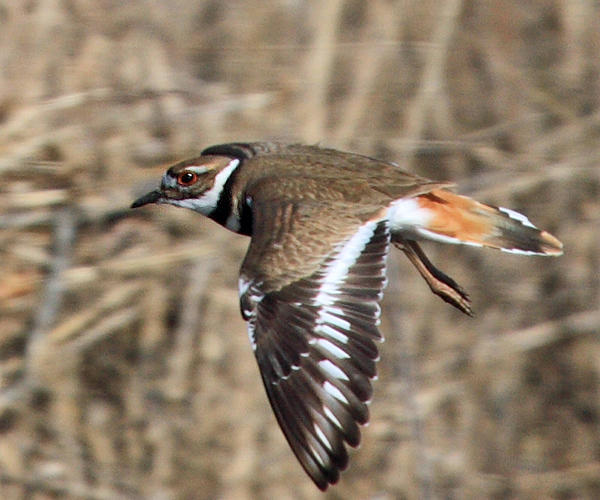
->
xmin=131 ymin=142 xmax=562 ymax=490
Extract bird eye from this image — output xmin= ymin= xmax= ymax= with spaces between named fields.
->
xmin=177 ymin=171 xmax=198 ymax=186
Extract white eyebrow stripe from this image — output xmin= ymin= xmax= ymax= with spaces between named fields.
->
xmin=186 ymin=165 xmax=210 ymax=175
xmin=171 ymin=158 xmax=240 ymax=216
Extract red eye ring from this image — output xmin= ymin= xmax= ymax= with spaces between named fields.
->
xmin=177 ymin=171 xmax=198 ymax=186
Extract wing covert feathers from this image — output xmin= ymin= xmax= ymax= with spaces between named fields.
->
xmin=241 ymin=220 xmax=390 ymax=490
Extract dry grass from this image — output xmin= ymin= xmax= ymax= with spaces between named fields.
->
xmin=0 ymin=1 xmax=598 ymax=498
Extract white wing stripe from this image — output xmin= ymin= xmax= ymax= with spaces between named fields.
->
xmin=314 ymin=423 xmax=332 ymax=451
xmin=318 ymin=309 xmax=351 ymax=331
xmin=323 ymin=405 xmax=342 ymax=429
xmin=323 ymin=381 xmax=349 ymax=404
xmin=315 ymin=338 xmax=350 ymax=359
xmin=313 ymin=220 xmax=378 ymax=304
xmin=318 ymin=359 xmax=350 ymax=381
xmin=317 ymin=323 xmax=349 ymax=344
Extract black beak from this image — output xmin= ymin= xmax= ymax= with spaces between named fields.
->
xmin=131 ymin=189 xmax=162 ymax=208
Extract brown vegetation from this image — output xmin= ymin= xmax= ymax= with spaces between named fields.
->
xmin=0 ymin=1 xmax=598 ymax=498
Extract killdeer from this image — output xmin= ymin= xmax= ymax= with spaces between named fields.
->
xmin=131 ymin=142 xmax=562 ymax=490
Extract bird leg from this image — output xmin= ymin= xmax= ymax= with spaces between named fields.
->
xmin=394 ymin=238 xmax=473 ymax=316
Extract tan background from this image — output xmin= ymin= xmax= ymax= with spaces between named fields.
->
xmin=0 ymin=1 xmax=599 ymax=499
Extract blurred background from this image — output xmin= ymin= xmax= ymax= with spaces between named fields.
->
xmin=0 ymin=1 xmax=598 ymax=498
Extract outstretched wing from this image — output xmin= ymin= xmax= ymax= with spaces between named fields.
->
xmin=239 ymin=196 xmax=391 ymax=490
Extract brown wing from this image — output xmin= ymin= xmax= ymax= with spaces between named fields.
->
xmin=240 ymin=196 xmax=378 ymax=292
xmin=204 ymin=142 xmax=453 ymax=206
xmin=274 ymin=144 xmax=454 ymax=200
xmin=238 ymin=196 xmax=391 ymax=490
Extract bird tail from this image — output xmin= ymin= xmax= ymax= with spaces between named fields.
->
xmin=394 ymin=189 xmax=563 ymax=256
